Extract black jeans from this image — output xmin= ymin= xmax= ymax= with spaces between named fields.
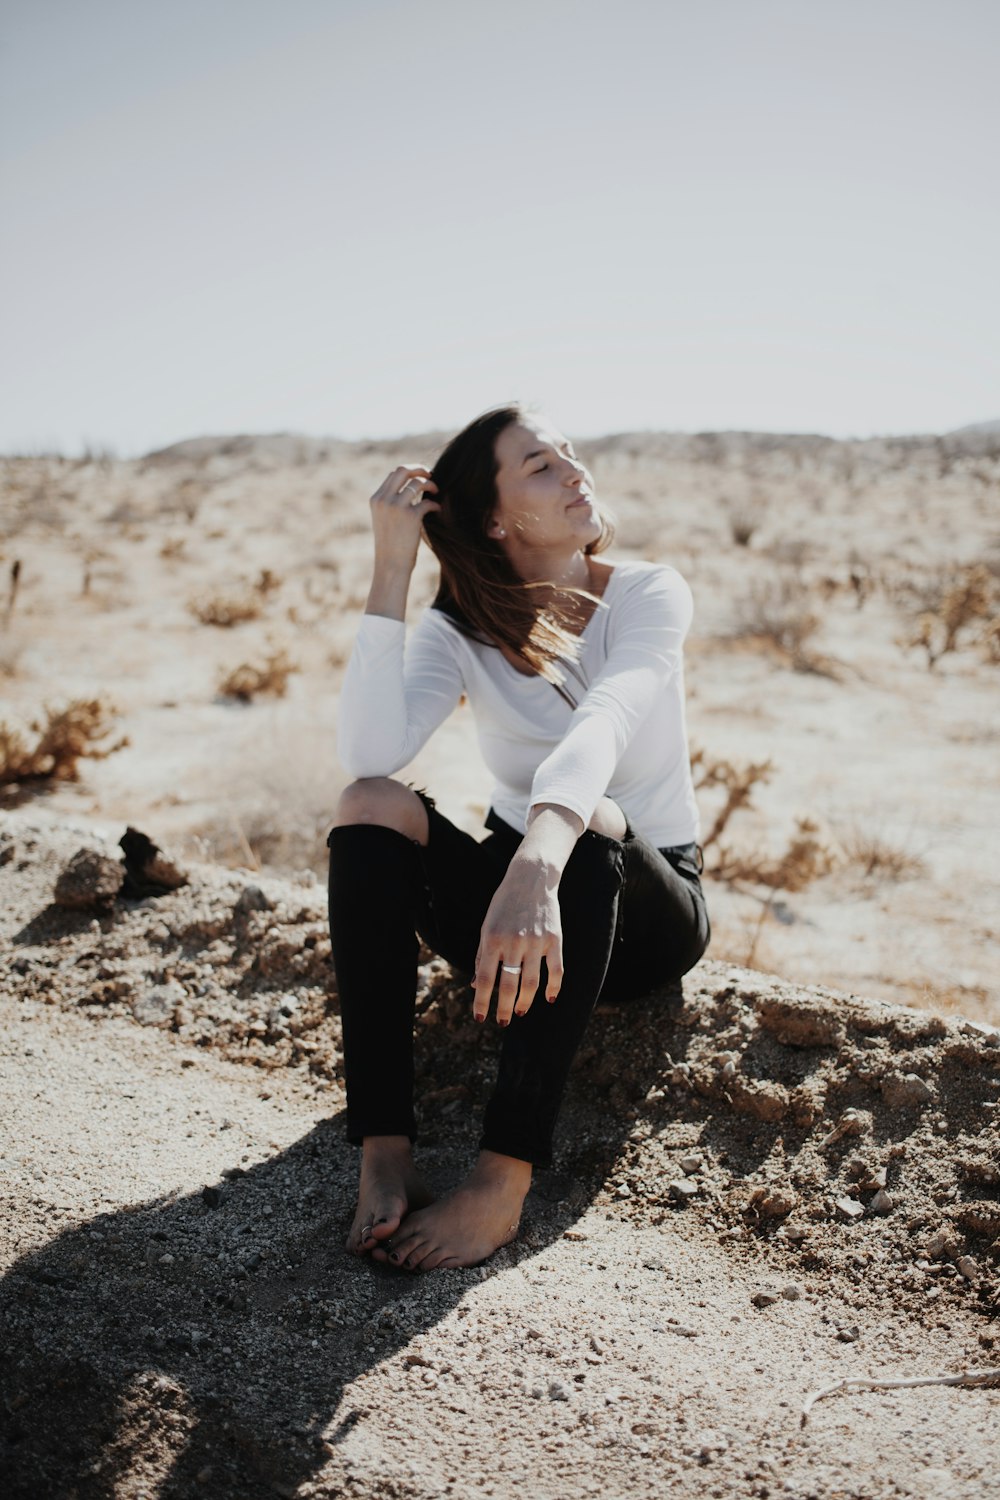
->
xmin=326 ymin=795 xmax=710 ymax=1168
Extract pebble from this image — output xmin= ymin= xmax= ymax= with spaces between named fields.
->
xmin=780 ymin=1283 xmax=802 ymax=1300
xmin=680 ymin=1153 xmax=704 ymax=1174
xmin=751 ymin=1288 xmax=780 ymax=1307
xmin=870 ymin=1189 xmax=894 ymax=1216
xmin=956 ymin=1255 xmax=979 ymax=1280
xmin=669 ymin=1179 xmax=699 ymax=1203
xmin=834 ymin=1196 xmax=865 ymax=1222
xmin=548 ymin=1380 xmax=571 ymax=1401
xmin=234 ymin=884 xmax=275 ymax=915
xmin=925 ymin=1228 xmax=959 ymax=1260
xmin=132 ymin=982 xmax=185 ymax=1028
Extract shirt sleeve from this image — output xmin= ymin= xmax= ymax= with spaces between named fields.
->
xmin=337 ymin=609 xmax=465 ymax=779
xmin=528 ymin=566 xmax=693 ymax=830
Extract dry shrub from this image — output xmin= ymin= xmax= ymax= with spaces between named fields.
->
xmin=837 ymin=826 xmax=926 ymax=882
xmin=713 ymin=817 xmax=837 ymax=892
xmin=731 ymin=573 xmax=821 ymax=667
xmin=189 ymin=569 xmax=283 ymax=628
xmin=903 ymin=563 xmax=998 ymax=668
xmin=0 ymin=699 xmax=128 ymax=783
xmin=725 ymin=503 xmax=763 ymax=547
xmin=691 ymin=746 xmax=773 ymax=852
xmin=692 ymin=747 xmax=835 ymax=895
xmin=218 ymin=650 xmax=298 ymax=702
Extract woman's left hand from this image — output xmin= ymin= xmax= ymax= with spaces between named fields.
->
xmin=472 ymin=858 xmax=564 ymax=1025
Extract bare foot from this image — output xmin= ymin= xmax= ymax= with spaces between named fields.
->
xmin=384 ymin=1150 xmax=532 ymax=1272
xmin=346 ymin=1135 xmax=434 ymax=1258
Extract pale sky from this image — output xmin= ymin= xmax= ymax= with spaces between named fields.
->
xmin=2 ymin=0 xmax=998 ymax=455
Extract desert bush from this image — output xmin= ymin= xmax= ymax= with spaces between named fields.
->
xmin=190 ymin=590 xmax=262 ymax=627
xmin=837 ymin=826 xmax=926 ymax=882
xmin=691 ymin=746 xmax=773 ymax=853
xmin=218 ymin=650 xmax=298 ymax=702
xmin=731 ymin=572 xmax=820 ymax=667
xmin=713 ymin=817 xmax=837 ymax=892
xmin=725 ymin=504 xmax=762 ymax=547
xmin=904 ymin=564 xmax=998 ymax=668
xmin=190 ymin=569 xmax=283 ymax=626
xmin=0 ymin=699 xmax=128 ymax=784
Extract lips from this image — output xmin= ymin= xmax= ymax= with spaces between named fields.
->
xmin=568 ymin=492 xmax=593 ymax=508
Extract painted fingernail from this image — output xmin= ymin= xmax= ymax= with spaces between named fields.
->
xmin=498 ymin=1019 xmax=509 ymax=1028
xmin=475 ymin=1012 xmax=486 ymax=1024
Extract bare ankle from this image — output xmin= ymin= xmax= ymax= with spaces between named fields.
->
xmin=362 ymin=1134 xmax=414 ymax=1163
xmin=473 ymin=1149 xmax=533 ymax=1191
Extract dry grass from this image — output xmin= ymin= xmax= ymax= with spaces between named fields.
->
xmin=190 ymin=590 xmax=263 ymax=627
xmin=691 ymin=745 xmax=773 ymax=853
xmin=714 ymin=817 xmax=837 ymax=893
xmin=836 ymin=824 xmax=926 ymax=882
xmin=730 ymin=573 xmax=822 ymax=668
xmin=218 ymin=650 xmax=298 ymax=702
xmin=0 ymin=699 xmax=129 ymax=784
xmin=902 ymin=563 xmax=999 ymax=668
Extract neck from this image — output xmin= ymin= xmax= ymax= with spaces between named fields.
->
xmin=508 ymin=546 xmax=593 ymax=596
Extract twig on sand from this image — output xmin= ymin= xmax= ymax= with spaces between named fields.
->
xmin=801 ymin=1366 xmax=1000 ymax=1427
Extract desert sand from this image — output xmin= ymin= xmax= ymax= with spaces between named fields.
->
xmin=1 ymin=424 xmax=999 ymax=1497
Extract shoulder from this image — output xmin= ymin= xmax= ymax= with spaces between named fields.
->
xmin=606 ymin=559 xmax=693 ymax=619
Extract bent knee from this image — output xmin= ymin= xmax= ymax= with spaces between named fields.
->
xmin=333 ymin=778 xmax=429 ymax=843
xmin=587 ymin=797 xmax=627 ymax=841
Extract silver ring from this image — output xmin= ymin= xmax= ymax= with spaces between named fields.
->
xmin=501 ymin=963 xmax=522 ymax=975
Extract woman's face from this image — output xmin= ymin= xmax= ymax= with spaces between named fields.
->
xmin=488 ymin=416 xmax=601 ymax=554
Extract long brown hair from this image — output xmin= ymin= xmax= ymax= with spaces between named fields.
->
xmin=422 ymin=404 xmax=615 ymax=686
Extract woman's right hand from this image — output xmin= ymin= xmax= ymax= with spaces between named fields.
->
xmin=369 ymin=465 xmax=441 ymax=578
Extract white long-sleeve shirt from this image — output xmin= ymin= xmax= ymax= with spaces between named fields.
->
xmin=337 ymin=559 xmax=700 ymax=847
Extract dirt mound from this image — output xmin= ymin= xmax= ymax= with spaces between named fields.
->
xmin=2 ymin=810 xmax=999 ymax=1498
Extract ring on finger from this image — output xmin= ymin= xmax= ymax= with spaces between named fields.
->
xmin=501 ymin=963 xmax=522 ymax=975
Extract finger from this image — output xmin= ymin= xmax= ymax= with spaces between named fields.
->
xmin=545 ymin=943 xmax=564 ymax=1003
xmin=472 ymin=951 xmax=497 ymax=1023
xmin=494 ymin=962 xmax=522 ymax=1026
xmin=513 ymin=959 xmax=542 ymax=1017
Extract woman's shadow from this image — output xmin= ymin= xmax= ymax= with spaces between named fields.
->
xmin=1 ymin=976 xmax=714 ymax=1500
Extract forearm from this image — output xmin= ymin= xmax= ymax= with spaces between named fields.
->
xmin=517 ymin=803 xmax=585 ymax=882
xmin=364 ymin=563 xmax=412 ymax=622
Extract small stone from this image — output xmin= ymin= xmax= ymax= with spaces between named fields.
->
xmin=837 ymin=1325 xmax=860 ymax=1343
xmin=668 ymin=1179 xmax=699 ymax=1203
xmin=159 ymin=1253 xmax=175 ymax=1266
xmin=956 ymin=1256 xmax=979 ymax=1280
xmin=860 ymin=1166 xmax=888 ymax=1192
xmin=835 ymin=1196 xmax=866 ymax=1222
xmin=748 ymin=1185 xmax=798 ymax=1219
xmin=881 ymin=1072 xmax=936 ymax=1108
xmin=925 ymin=1228 xmax=959 ymax=1261
xmin=870 ymin=1189 xmax=894 ymax=1216
xmin=820 ymin=1109 xmax=866 ymax=1147
xmin=132 ymin=982 xmax=185 ymax=1028
xmin=680 ymin=1153 xmax=704 ymax=1174
xmin=613 ymin=1184 xmax=631 ymax=1200
xmin=201 ymin=1185 xmax=224 ymax=1209
xmin=548 ymin=1380 xmax=571 ymax=1401
xmin=235 ymin=884 xmax=275 ymax=916
xmin=54 ymin=848 xmax=124 ymax=911
xmin=785 ymin=1223 xmax=810 ymax=1242
xmin=780 ymin=1283 xmax=802 ymax=1300
xmin=751 ymin=1288 xmax=780 ymax=1307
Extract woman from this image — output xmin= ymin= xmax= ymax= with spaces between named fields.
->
xmin=327 ymin=404 xmax=709 ymax=1273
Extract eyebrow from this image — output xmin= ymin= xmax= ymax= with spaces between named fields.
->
xmin=521 ymin=441 xmax=574 ymax=469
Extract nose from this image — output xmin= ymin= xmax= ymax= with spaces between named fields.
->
xmin=562 ymin=455 xmax=585 ymax=486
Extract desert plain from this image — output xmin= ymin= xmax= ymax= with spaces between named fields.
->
xmin=1 ymin=422 xmax=999 ymax=1498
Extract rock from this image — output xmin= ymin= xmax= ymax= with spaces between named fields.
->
xmin=925 ymin=1228 xmax=960 ymax=1261
xmin=54 ymin=848 xmax=124 ymax=910
xmin=132 ymin=982 xmax=185 ymax=1028
xmin=837 ymin=1325 xmax=860 ymax=1343
xmin=548 ymin=1380 xmax=571 ymax=1401
xmin=234 ymin=884 xmax=276 ymax=916
xmin=201 ymin=1185 xmax=224 ymax=1209
xmin=668 ymin=1179 xmax=699 ymax=1203
xmin=680 ymin=1153 xmax=704 ymax=1174
xmin=119 ymin=826 xmax=188 ymax=896
xmin=870 ymin=1189 xmax=894 ymax=1216
xmin=751 ymin=1288 xmax=780 ymax=1307
xmin=956 ymin=1256 xmax=979 ymax=1280
xmin=748 ymin=1185 xmax=798 ymax=1218
xmin=780 ymin=1283 xmax=802 ymax=1300
xmin=820 ymin=1108 xmax=867 ymax=1147
xmin=881 ymin=1072 xmax=936 ymax=1108
xmin=834 ymin=1196 xmax=866 ymax=1222
xmin=859 ymin=1165 xmax=888 ymax=1192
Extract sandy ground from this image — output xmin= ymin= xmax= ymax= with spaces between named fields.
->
xmin=2 ymin=813 xmax=999 ymax=1499
xmin=1 ymin=426 xmax=998 ymax=1020
xmin=1 ymin=424 xmax=999 ymax=1497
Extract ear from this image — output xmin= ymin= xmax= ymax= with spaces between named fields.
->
xmin=487 ymin=514 xmax=507 ymax=540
